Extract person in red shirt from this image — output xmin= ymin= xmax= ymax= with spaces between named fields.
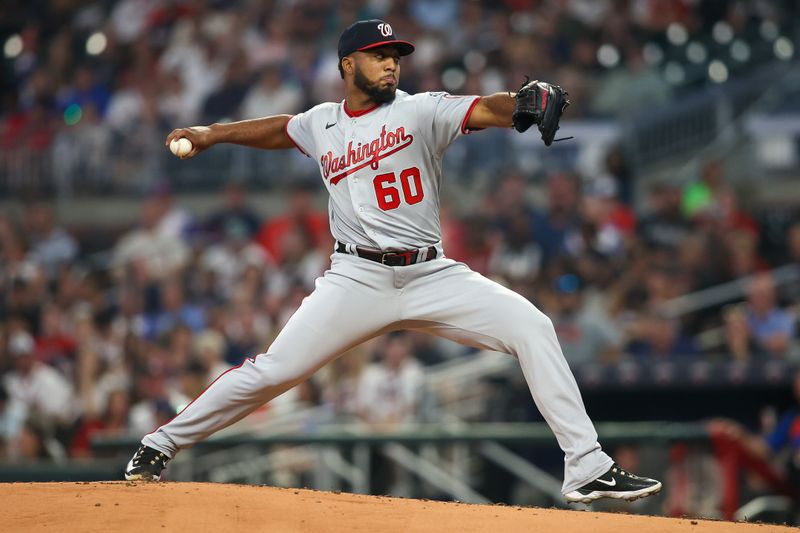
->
xmin=35 ymin=303 xmax=76 ymax=367
xmin=255 ymin=180 xmax=329 ymax=265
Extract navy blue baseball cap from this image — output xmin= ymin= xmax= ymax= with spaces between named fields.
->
xmin=337 ymin=20 xmax=415 ymax=60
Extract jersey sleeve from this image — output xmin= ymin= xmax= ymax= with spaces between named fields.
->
xmin=285 ymin=111 xmax=315 ymax=158
xmin=418 ymin=92 xmax=481 ymax=156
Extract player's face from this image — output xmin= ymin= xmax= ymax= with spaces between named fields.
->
xmin=352 ymin=46 xmax=401 ymax=104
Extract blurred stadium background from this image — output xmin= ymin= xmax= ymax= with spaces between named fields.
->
xmin=2 ymin=0 xmax=800 ymax=526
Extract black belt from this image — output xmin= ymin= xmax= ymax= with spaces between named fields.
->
xmin=336 ymin=242 xmax=438 ymax=267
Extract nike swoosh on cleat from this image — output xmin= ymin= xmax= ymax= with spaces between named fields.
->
xmin=596 ymin=477 xmax=616 ymax=487
xmin=325 ymin=122 xmax=337 ymax=129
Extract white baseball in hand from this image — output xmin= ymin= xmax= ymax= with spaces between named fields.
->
xmin=169 ymin=137 xmax=193 ymax=157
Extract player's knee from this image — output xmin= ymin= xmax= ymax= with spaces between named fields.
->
xmin=511 ymin=302 xmax=552 ymax=330
xmin=252 ymin=355 xmax=307 ymax=390
xmin=532 ymin=310 xmax=555 ymax=334
xmin=507 ymin=307 xmax=555 ymax=344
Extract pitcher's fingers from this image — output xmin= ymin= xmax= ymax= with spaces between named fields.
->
xmin=165 ymin=129 xmax=184 ymax=146
xmin=180 ymin=146 xmax=199 ymax=160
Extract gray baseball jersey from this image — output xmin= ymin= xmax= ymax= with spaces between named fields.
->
xmin=141 ymin=91 xmax=613 ymax=494
xmin=286 ymin=90 xmax=479 ymax=250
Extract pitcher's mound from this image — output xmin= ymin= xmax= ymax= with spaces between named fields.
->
xmin=0 ymin=482 xmax=792 ymax=532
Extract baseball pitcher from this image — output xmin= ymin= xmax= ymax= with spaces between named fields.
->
xmin=125 ymin=19 xmax=661 ymax=504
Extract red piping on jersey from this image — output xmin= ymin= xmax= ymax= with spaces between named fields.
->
xmin=343 ymin=101 xmax=381 ymax=118
xmin=146 ymin=354 xmax=259 ymax=449
xmin=284 ymin=115 xmax=309 ymax=156
xmin=328 ymin=135 xmax=414 ymax=185
xmin=460 ymin=96 xmax=482 ymax=134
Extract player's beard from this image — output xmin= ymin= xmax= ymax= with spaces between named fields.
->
xmin=353 ymin=65 xmax=397 ymax=105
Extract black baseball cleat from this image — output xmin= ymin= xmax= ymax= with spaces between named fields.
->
xmin=565 ymin=463 xmax=662 ymax=504
xmin=124 ymin=444 xmax=171 ymax=481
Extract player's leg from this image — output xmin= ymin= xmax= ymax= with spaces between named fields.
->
xmin=128 ymin=254 xmax=399 ymax=478
xmin=404 ymin=259 xmax=657 ymax=499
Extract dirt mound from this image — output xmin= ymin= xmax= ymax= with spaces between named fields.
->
xmin=0 ymin=482 xmax=791 ymax=532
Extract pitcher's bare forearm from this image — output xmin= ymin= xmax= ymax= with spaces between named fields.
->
xmin=209 ymin=115 xmax=295 ymax=149
xmin=165 ymin=115 xmax=294 ymax=159
xmin=465 ymin=92 xmax=517 ymax=130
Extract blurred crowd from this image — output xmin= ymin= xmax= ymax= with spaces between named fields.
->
xmin=2 ymin=0 xmax=798 ymax=193
xmin=1 ymin=153 xmax=799 ymax=464
xmin=0 ymin=0 xmax=799 ymax=498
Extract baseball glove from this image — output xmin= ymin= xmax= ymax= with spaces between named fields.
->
xmin=512 ymin=78 xmax=571 ymax=146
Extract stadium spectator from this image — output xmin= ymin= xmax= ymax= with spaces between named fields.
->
xmin=159 ymin=33 xmax=226 ymax=122
xmin=532 ymin=172 xmax=581 ymax=263
xmin=255 ymin=180 xmax=329 ymax=265
xmin=201 ymin=50 xmax=253 ymax=123
xmin=240 ymin=63 xmax=302 ymax=120
xmin=52 ymin=101 xmax=113 ymax=192
xmin=56 ymin=64 xmax=111 ymax=118
xmin=762 ymin=372 xmax=800 ymax=487
xmin=785 ymin=220 xmax=800 ymax=266
xmin=664 ymin=442 xmax=723 ymax=519
xmin=22 ymin=203 xmax=78 ymax=279
xmin=70 ymin=388 xmax=131 ymax=458
xmin=682 ymin=161 xmax=760 ymax=243
xmin=222 ymin=285 xmax=272 ymax=364
xmin=106 ymin=71 xmax=147 ymax=134
xmin=128 ymin=366 xmax=181 ymax=438
xmin=444 ymin=214 xmax=493 ymax=276
xmin=201 ymin=217 xmax=271 ymax=295
xmin=143 ymin=277 xmax=206 ymax=341
xmin=203 ymin=182 xmax=262 ymax=244
xmin=2 ymin=331 xmax=78 ymax=440
xmin=488 ymin=173 xmax=542 ymax=284
xmin=0 ymin=215 xmax=44 ymax=297
xmin=708 ymin=370 xmax=800 ymax=501
xmin=780 ymin=220 xmax=800 ymax=304
xmin=1 ymin=3 xmax=800 ymax=510
xmin=177 ymin=359 xmax=209 ymax=407
xmin=112 ymin=197 xmax=190 ymax=281
xmin=320 ymin=345 xmax=370 ymax=422
xmin=149 ymin=183 xmax=195 ymax=242
xmin=488 ymin=210 xmax=542 ymax=284
xmin=109 ymin=88 xmax=165 ymax=190
xmin=592 ymin=44 xmax=671 ymax=116
xmin=11 ymin=416 xmax=59 ymax=461
xmin=638 ymin=182 xmax=690 ymax=252
xmin=626 ymin=312 xmax=698 ymax=359
xmin=547 ymin=273 xmax=622 ymax=366
xmin=563 ymin=175 xmax=631 ymax=261
xmin=192 ymin=329 xmax=232 ymax=385
xmin=356 ymin=332 xmax=426 ymax=496
xmin=723 ymin=304 xmax=755 ymax=361
xmin=34 ymin=303 xmax=75 ymax=368
xmin=677 ymin=232 xmax=728 ymax=293
xmin=356 ymin=332 xmax=425 ymax=427
xmin=157 ymin=69 xmax=196 ymax=126
xmin=725 ymin=229 xmax=767 ymax=280
xmin=724 ymin=273 xmax=796 ymax=359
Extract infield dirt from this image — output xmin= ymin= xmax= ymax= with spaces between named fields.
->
xmin=0 ymin=482 xmax=793 ymax=532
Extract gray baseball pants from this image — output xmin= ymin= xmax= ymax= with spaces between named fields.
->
xmin=142 ymin=252 xmax=613 ymax=493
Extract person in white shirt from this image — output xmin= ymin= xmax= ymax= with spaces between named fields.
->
xmin=356 ymin=332 xmax=425 ymax=427
xmin=240 ymin=64 xmax=302 ymax=120
xmin=112 ymin=198 xmax=189 ymax=281
xmin=2 ymin=331 xmax=78 ymax=440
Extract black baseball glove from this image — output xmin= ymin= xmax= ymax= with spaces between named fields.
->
xmin=512 ymin=78 xmax=571 ymax=146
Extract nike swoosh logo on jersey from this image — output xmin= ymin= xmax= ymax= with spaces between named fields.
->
xmin=325 ymin=122 xmax=337 ymax=129
xmin=596 ymin=477 xmax=616 ymax=487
